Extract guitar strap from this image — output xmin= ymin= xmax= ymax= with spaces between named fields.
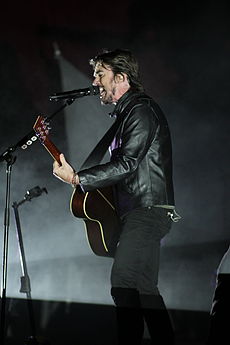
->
xmin=80 ymin=116 xmax=121 ymax=170
xmin=80 ymin=97 xmax=140 ymax=170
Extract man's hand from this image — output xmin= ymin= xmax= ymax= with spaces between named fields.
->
xmin=53 ymin=153 xmax=79 ymax=186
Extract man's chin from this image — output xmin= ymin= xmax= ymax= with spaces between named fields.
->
xmin=100 ymin=96 xmax=113 ymax=105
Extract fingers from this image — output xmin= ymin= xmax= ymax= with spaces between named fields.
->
xmin=53 ymin=159 xmax=60 ymax=175
xmin=53 ymin=153 xmax=64 ymax=169
xmin=53 ymin=160 xmax=59 ymax=168
xmin=52 ymin=153 xmax=75 ymax=184
xmin=53 ymin=155 xmax=62 ymax=176
xmin=59 ymin=153 xmax=65 ymax=164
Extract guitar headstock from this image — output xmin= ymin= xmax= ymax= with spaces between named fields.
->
xmin=33 ymin=115 xmax=61 ymax=164
xmin=33 ymin=115 xmax=50 ymax=145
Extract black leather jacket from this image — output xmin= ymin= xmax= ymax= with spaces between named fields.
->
xmin=78 ymin=90 xmax=175 ymax=216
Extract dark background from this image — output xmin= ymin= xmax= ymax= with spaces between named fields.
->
xmin=0 ymin=1 xmax=229 ymax=344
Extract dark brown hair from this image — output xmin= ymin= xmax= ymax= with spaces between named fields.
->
xmin=90 ymin=49 xmax=144 ymax=92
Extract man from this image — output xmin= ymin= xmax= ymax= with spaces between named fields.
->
xmin=53 ymin=49 xmax=179 ymax=345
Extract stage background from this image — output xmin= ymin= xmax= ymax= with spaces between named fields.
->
xmin=0 ymin=1 xmax=229 ymax=343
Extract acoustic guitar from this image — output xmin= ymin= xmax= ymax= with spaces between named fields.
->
xmin=33 ymin=115 xmax=120 ymax=257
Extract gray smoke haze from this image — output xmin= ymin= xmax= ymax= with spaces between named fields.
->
xmin=0 ymin=0 xmax=229 ymax=313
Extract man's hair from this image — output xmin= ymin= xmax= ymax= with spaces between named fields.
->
xmin=89 ymin=49 xmax=144 ymax=92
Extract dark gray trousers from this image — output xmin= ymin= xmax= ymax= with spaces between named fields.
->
xmin=111 ymin=206 xmax=171 ymax=295
xmin=110 ymin=207 xmax=174 ymax=345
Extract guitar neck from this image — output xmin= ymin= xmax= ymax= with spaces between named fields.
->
xmin=43 ymin=138 xmax=61 ymax=165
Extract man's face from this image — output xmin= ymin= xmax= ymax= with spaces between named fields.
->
xmin=93 ymin=62 xmax=118 ymax=105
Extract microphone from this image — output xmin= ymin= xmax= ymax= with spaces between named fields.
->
xmin=24 ymin=186 xmax=48 ymax=201
xmin=49 ymin=85 xmax=100 ymax=101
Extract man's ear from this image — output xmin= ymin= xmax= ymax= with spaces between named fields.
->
xmin=115 ymin=73 xmax=125 ymax=83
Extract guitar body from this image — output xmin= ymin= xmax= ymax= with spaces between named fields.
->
xmin=70 ymin=185 xmax=121 ymax=257
xmin=33 ymin=115 xmax=120 ymax=257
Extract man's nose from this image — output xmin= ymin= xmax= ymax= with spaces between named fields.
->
xmin=93 ymin=77 xmax=100 ymax=86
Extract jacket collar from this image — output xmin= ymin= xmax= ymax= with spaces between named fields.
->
xmin=110 ymin=89 xmax=142 ymax=118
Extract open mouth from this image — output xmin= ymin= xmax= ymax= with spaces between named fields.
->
xmin=100 ymin=88 xmax=106 ymax=98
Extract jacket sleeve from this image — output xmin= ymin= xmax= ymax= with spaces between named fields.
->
xmin=78 ymin=103 xmax=159 ymax=191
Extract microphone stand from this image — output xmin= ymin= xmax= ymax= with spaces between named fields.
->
xmin=0 ymin=99 xmax=73 ymax=163
xmin=0 ymin=153 xmax=16 ymax=345
xmin=0 ymin=99 xmax=74 ymax=345
xmin=12 ymin=186 xmax=48 ymax=344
